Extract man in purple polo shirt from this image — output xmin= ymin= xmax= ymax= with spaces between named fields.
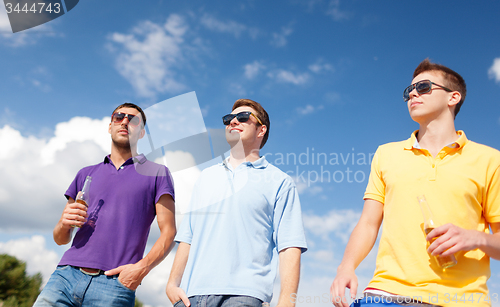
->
xmin=34 ymin=103 xmax=176 ymax=307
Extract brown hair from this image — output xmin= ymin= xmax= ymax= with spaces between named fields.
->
xmin=413 ymin=58 xmax=467 ymax=118
xmin=232 ymin=99 xmax=270 ymax=149
xmin=112 ymin=102 xmax=147 ymax=127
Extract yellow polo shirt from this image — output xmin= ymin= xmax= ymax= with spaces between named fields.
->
xmin=364 ymin=131 xmax=500 ymax=307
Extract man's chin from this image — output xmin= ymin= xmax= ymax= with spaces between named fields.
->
xmin=112 ymin=139 xmax=132 ymax=149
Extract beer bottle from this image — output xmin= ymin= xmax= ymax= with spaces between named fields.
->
xmin=74 ymin=176 xmax=92 ymax=228
xmin=417 ymin=195 xmax=457 ymax=269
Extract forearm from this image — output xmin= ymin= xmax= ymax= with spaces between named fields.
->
xmin=478 ymin=231 xmax=500 ymax=260
xmin=337 ymin=221 xmax=379 ymax=272
xmin=137 ymin=226 xmax=176 ymax=274
xmin=53 ymin=220 xmax=72 ymax=245
xmin=277 ymin=247 xmax=301 ymax=307
xmin=167 ymin=242 xmax=191 ymax=287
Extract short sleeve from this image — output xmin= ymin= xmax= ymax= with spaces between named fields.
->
xmin=484 ymin=164 xmax=500 ymax=224
xmin=155 ymin=166 xmax=175 ymax=204
xmin=364 ymin=146 xmax=385 ymax=204
xmin=273 ymin=180 xmax=307 ymax=253
xmin=65 ymin=170 xmax=85 ymax=200
xmin=174 ymin=177 xmax=201 ymax=245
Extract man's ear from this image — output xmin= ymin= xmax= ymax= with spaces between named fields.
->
xmin=448 ymin=91 xmax=461 ymax=107
xmin=139 ymin=127 xmax=146 ymax=139
xmin=108 ymin=122 xmax=112 ymax=134
xmin=258 ymin=125 xmax=267 ymax=138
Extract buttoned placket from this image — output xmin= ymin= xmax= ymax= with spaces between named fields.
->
xmin=223 ymin=161 xmax=253 ymax=194
xmin=417 ymin=145 xmax=459 ymax=181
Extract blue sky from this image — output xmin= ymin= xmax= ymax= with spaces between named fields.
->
xmin=1 ymin=0 xmax=500 ymax=306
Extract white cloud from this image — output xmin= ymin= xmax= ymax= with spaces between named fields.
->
xmin=488 ymin=58 xmax=500 ymax=83
xmin=303 ymin=209 xmax=361 ymax=242
xmin=200 ymin=14 xmax=247 ymax=38
xmin=108 ymin=14 xmax=190 ymax=98
xmin=310 ymin=249 xmax=335 ymax=263
xmin=0 ymin=119 xmax=109 ymax=231
xmin=297 ymin=104 xmax=324 ymax=115
xmin=40 ymin=117 xmax=110 ymax=165
xmin=228 ymin=82 xmax=247 ymax=96
xmin=244 ymin=60 xmax=266 ymax=79
xmin=0 ymin=236 xmax=59 ymax=285
xmin=136 ymin=250 xmax=176 ymax=307
xmin=271 ymin=25 xmax=293 ymax=48
xmin=268 ymin=69 xmax=310 ymax=85
xmin=297 ymin=105 xmax=315 ymax=115
xmin=326 ymin=0 xmax=350 ymax=21
xmin=308 ymin=60 xmax=334 ymax=74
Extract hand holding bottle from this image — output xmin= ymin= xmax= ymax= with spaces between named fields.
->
xmin=70 ymin=176 xmax=92 ymax=228
xmin=417 ymin=195 xmax=457 ymax=269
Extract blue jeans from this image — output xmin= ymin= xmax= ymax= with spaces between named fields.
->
xmin=174 ymin=295 xmax=264 ymax=307
xmin=33 ymin=265 xmax=135 ymax=307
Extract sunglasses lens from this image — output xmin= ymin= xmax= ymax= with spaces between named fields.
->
xmin=112 ymin=113 xmax=125 ymax=122
xmin=128 ymin=115 xmax=141 ymax=126
xmin=222 ymin=114 xmax=235 ymax=125
xmin=416 ymin=81 xmax=431 ymax=94
xmin=403 ymin=85 xmax=412 ymax=101
xmin=236 ymin=112 xmax=251 ymax=122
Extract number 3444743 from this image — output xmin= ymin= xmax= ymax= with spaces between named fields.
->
xmin=5 ymin=2 xmax=61 ymax=14
xmin=443 ymin=293 xmax=498 ymax=304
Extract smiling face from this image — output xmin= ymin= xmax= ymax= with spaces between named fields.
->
xmin=407 ymin=71 xmax=460 ymax=124
xmin=225 ymin=106 xmax=266 ymax=151
xmin=108 ymin=107 xmax=145 ymax=150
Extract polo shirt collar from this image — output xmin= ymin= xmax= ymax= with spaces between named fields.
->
xmin=104 ymin=154 xmax=147 ymax=166
xmin=248 ymin=156 xmax=269 ymax=169
xmin=403 ymin=130 xmax=468 ymax=150
xmin=221 ymin=156 xmax=269 ymax=170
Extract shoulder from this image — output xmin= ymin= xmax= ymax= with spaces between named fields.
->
xmin=135 ymin=158 xmax=172 ymax=177
xmin=377 ymin=139 xmax=408 ymax=152
xmin=261 ymin=162 xmax=297 ymax=191
xmin=75 ymin=161 xmax=104 ymax=177
xmin=199 ymin=163 xmax=224 ymax=176
xmin=463 ymin=140 xmax=500 ymax=164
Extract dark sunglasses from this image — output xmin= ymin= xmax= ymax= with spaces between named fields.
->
xmin=222 ymin=111 xmax=263 ymax=126
xmin=403 ymin=80 xmax=453 ymax=102
xmin=111 ymin=112 xmax=142 ymax=127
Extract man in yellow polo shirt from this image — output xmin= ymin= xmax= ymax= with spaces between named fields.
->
xmin=330 ymin=59 xmax=500 ymax=307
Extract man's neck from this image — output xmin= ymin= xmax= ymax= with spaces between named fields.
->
xmin=110 ymin=146 xmax=138 ymax=169
xmin=417 ymin=120 xmax=458 ymax=157
xmin=228 ymin=148 xmax=260 ymax=169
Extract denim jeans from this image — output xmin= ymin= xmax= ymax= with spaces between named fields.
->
xmin=33 ymin=265 xmax=135 ymax=307
xmin=174 ymin=295 xmax=264 ymax=307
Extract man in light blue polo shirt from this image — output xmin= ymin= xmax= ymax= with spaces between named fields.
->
xmin=166 ymin=99 xmax=307 ymax=307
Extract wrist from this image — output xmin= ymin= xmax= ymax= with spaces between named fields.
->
xmin=132 ymin=260 xmax=151 ymax=278
xmin=337 ymin=263 xmax=356 ymax=274
xmin=477 ymin=230 xmax=490 ymax=250
xmin=166 ymin=280 xmax=181 ymax=289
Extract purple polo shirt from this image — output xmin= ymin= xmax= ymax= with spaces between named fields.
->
xmin=59 ymin=154 xmax=174 ymax=271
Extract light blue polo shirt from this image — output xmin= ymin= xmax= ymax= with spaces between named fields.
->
xmin=175 ymin=156 xmax=307 ymax=303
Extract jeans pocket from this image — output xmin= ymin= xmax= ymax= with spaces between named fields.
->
xmin=173 ymin=300 xmax=186 ymax=307
xmin=116 ymin=276 xmax=135 ymax=293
